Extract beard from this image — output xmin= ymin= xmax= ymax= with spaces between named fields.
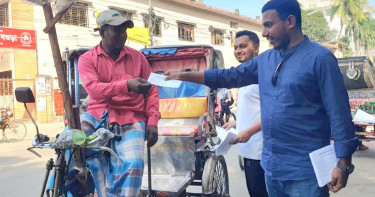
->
xmin=113 ymin=38 xmax=126 ymax=50
xmin=268 ymin=28 xmax=290 ymax=50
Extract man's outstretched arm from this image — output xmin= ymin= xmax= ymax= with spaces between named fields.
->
xmin=165 ymin=56 xmax=259 ymax=89
xmin=165 ymin=71 xmax=205 ymax=84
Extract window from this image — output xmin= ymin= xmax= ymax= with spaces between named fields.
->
xmin=0 ymin=3 xmax=8 ymax=27
xmin=59 ymin=2 xmax=88 ymax=27
xmin=230 ymin=31 xmax=236 ymax=47
xmin=211 ymin=28 xmax=224 ymax=46
xmin=153 ymin=17 xmax=162 ymax=37
xmin=230 ymin=22 xmax=238 ymax=29
xmin=111 ymin=8 xmax=133 ymax=20
xmin=143 ymin=15 xmax=162 ymax=37
xmin=0 ymin=71 xmax=12 ymax=96
xmin=178 ymin=22 xmax=194 ymax=42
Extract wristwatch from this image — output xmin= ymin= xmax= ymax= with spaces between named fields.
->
xmin=337 ymin=162 xmax=355 ymax=175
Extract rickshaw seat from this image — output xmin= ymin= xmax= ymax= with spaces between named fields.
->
xmin=158 ymin=126 xmax=198 ymax=137
xmin=159 ymin=97 xmax=207 ymax=119
xmin=158 ymin=97 xmax=207 ymax=136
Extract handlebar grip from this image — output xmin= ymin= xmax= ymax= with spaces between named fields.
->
xmin=113 ymin=135 xmax=122 ymax=142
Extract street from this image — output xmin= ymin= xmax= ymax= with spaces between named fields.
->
xmin=0 ymin=121 xmax=374 ymax=196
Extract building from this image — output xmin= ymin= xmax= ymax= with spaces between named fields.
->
xmin=0 ymin=0 xmax=269 ymax=122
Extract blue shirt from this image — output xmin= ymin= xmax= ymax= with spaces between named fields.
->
xmin=205 ymin=37 xmax=359 ymax=180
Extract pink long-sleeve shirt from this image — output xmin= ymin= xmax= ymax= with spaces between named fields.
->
xmin=78 ymin=44 xmax=160 ymax=126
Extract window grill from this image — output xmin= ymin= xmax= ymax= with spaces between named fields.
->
xmin=0 ymin=71 xmax=12 ymax=96
xmin=230 ymin=31 xmax=236 ymax=47
xmin=153 ymin=17 xmax=162 ymax=37
xmin=143 ymin=15 xmax=162 ymax=37
xmin=211 ymin=28 xmax=224 ymax=46
xmin=178 ymin=22 xmax=194 ymax=42
xmin=114 ymin=9 xmax=133 ymax=20
xmin=59 ymin=2 xmax=88 ymax=27
xmin=230 ymin=22 xmax=238 ymax=29
xmin=0 ymin=3 xmax=9 ymax=27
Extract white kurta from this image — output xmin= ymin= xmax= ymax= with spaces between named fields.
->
xmin=236 ymin=85 xmax=263 ymax=160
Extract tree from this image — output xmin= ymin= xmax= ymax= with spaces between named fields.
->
xmin=345 ymin=12 xmax=375 ymax=55
xmin=338 ymin=36 xmax=353 ymax=57
xmin=357 ymin=13 xmax=375 ymax=53
xmin=330 ymin=0 xmax=367 ymax=41
xmin=302 ymin=10 xmax=336 ymax=42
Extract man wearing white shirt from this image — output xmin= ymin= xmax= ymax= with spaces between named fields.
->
xmin=223 ymin=30 xmax=268 ymax=197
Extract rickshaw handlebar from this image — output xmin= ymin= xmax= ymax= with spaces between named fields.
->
xmin=27 ymin=134 xmax=122 ymax=158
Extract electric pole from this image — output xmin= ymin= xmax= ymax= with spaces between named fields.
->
xmin=148 ymin=0 xmax=154 ymax=46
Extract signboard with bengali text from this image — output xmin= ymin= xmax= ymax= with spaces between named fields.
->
xmin=0 ymin=27 xmax=36 ymax=50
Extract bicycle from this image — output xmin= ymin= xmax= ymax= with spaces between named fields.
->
xmin=15 ymin=87 xmax=121 ymax=197
xmin=0 ymin=107 xmax=27 ymax=142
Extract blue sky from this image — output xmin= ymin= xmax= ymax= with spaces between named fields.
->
xmin=203 ymin=0 xmax=264 ymax=18
xmin=203 ymin=0 xmax=375 ymax=19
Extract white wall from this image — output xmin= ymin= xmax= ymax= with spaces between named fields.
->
xmin=0 ymin=48 xmax=13 ymax=72
xmin=32 ymin=0 xmax=268 ymax=78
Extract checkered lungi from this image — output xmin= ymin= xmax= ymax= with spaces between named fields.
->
xmin=81 ymin=111 xmax=145 ymax=197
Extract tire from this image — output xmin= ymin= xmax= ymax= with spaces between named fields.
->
xmin=4 ymin=120 xmax=27 ymax=142
xmin=202 ymin=155 xmax=229 ymax=196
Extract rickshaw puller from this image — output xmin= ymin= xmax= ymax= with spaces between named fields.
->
xmin=78 ymin=10 xmax=160 ymax=197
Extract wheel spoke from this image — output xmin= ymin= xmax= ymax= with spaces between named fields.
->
xmin=4 ymin=121 xmax=26 ymax=142
xmin=212 ymin=159 xmax=225 ymax=194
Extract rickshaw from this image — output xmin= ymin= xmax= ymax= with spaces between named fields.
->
xmin=139 ymin=45 xmax=229 ymax=196
xmin=59 ymin=45 xmax=229 ymax=196
xmin=338 ymin=56 xmax=375 ymax=141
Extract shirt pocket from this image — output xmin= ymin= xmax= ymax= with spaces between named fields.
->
xmin=287 ymin=71 xmax=320 ymax=105
xmin=290 ymin=70 xmax=316 ymax=90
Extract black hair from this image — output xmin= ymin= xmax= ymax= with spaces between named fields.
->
xmin=261 ymin=0 xmax=302 ymax=29
xmin=235 ymin=30 xmax=260 ymax=45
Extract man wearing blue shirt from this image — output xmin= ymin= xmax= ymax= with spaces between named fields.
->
xmin=165 ymin=0 xmax=358 ymax=196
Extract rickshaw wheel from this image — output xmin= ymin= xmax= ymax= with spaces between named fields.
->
xmin=202 ymin=155 xmax=229 ymax=196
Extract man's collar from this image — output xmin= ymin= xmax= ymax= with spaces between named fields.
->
xmin=279 ymin=36 xmax=309 ymax=57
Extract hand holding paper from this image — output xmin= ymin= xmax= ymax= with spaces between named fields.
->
xmin=352 ymin=109 xmax=375 ymax=123
xmin=127 ymin=78 xmax=152 ymax=94
xmin=148 ymin=73 xmax=182 ymax=88
xmin=309 ymin=144 xmax=339 ymax=187
xmin=212 ymin=126 xmax=238 ymax=155
xmin=329 ymin=166 xmax=349 ymax=193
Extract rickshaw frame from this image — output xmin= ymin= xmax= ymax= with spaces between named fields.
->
xmin=139 ymin=44 xmax=229 ymax=197
xmin=63 ymin=44 xmax=230 ymax=197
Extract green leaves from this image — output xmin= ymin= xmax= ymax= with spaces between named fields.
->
xmin=302 ymin=10 xmax=336 ymax=42
xmin=330 ymin=0 xmax=374 ymax=51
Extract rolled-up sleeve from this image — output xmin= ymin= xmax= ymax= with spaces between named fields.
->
xmin=204 ymin=57 xmax=259 ymax=89
xmin=316 ymin=53 xmax=359 ymax=158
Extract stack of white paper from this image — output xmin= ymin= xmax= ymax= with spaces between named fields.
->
xmin=212 ymin=126 xmax=238 ymax=155
xmin=352 ymin=109 xmax=375 ymax=123
xmin=309 ymin=144 xmax=339 ymax=187
xmin=147 ymin=73 xmax=182 ymax=88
